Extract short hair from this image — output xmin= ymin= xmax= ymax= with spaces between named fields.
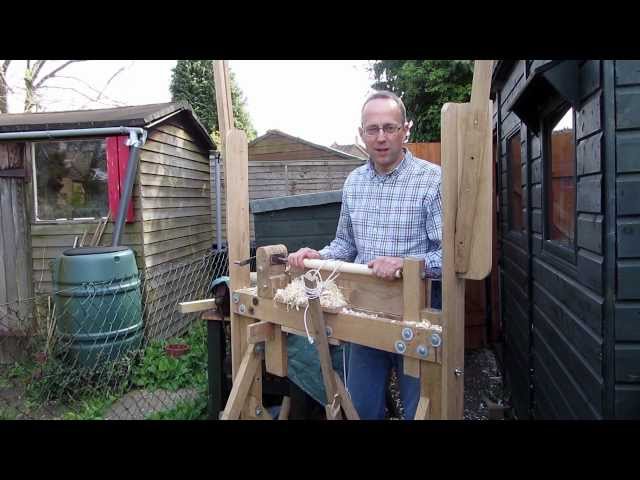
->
xmin=361 ymin=90 xmax=407 ymax=125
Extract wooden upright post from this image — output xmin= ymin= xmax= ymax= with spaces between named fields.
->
xmin=439 ymin=60 xmax=493 ymax=419
xmin=214 ymin=60 xmax=267 ymax=419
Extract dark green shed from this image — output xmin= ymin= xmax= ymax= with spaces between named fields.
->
xmin=492 ymin=60 xmax=640 ymax=420
xmin=250 ymin=190 xmax=342 ymax=252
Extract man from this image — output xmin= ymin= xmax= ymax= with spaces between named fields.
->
xmin=288 ymin=91 xmax=442 ymax=419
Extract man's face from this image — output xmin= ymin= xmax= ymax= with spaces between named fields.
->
xmin=359 ymin=98 xmax=408 ymax=173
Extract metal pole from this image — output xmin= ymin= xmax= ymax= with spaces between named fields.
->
xmin=212 ymin=151 xmax=223 ymax=252
xmin=0 ymin=126 xmax=145 ymax=141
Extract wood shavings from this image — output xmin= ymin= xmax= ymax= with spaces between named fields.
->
xmin=341 ymin=307 xmax=379 ymax=319
xmin=274 ymin=276 xmax=347 ymax=311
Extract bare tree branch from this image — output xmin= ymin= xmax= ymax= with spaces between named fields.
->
xmin=34 ymin=60 xmax=86 ymax=89
xmin=32 ymin=60 xmax=47 ymax=80
xmin=95 ymin=65 xmax=127 ymax=102
xmin=0 ymin=67 xmax=14 ymax=94
xmin=38 ymin=85 xmax=126 ymax=107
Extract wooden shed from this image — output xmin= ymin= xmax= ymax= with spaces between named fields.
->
xmin=492 ymin=60 xmax=640 ymax=419
xmin=0 ymin=101 xmax=217 ymax=343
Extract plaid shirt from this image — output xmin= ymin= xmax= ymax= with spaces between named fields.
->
xmin=319 ymin=148 xmax=442 ymax=276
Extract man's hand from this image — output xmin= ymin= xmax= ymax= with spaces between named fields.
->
xmin=367 ymin=256 xmax=403 ymax=280
xmin=287 ymin=247 xmax=321 ymax=269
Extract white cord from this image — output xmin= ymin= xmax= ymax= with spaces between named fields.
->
xmin=301 ymin=260 xmax=342 ymax=345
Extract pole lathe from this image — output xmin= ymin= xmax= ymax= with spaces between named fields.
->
xmin=181 ymin=60 xmax=494 ymax=420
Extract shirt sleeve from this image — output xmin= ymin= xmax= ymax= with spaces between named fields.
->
xmin=421 ymin=178 xmax=443 ymax=278
xmin=318 ymin=185 xmax=357 ymax=262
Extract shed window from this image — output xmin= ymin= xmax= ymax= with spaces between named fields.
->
xmin=32 ymin=136 xmax=133 ymax=222
xmin=547 ymin=107 xmax=575 ymax=245
xmin=508 ymin=131 xmax=524 ymax=232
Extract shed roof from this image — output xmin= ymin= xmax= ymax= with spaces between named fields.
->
xmin=249 ymin=129 xmax=366 ymax=161
xmin=330 ymin=142 xmax=368 ymax=159
xmin=0 ymin=101 xmax=215 ymax=149
xmin=250 ymin=190 xmax=343 ymax=214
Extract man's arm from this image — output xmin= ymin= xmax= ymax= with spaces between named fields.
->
xmin=422 ymin=181 xmax=443 ymax=278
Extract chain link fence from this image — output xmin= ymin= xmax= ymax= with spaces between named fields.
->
xmin=0 ymin=248 xmax=229 ymax=420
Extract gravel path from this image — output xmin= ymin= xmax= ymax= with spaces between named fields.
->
xmin=387 ymin=346 xmax=507 ymax=420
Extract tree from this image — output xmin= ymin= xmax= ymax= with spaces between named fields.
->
xmin=0 ymin=60 xmax=129 ymax=114
xmin=169 ymin=60 xmax=257 ymax=141
xmin=370 ymin=60 xmax=474 ymax=142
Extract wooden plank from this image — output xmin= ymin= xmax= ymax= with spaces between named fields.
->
xmin=441 ymin=102 xmax=467 ymax=419
xmin=616 ymin=131 xmax=640 ymax=174
xmin=32 ymin=233 xmax=140 ymax=248
xmin=265 ymin=326 xmax=287 ymax=377
xmin=220 ymin=343 xmax=260 ymax=420
xmin=141 ymin=206 xmax=211 ymax=221
xmin=403 ymin=257 xmax=426 ymax=378
xmin=143 ymin=239 xmax=212 ymax=269
xmin=2 ymin=180 xmax=21 ymax=313
xmin=140 ymin=196 xmax=211 ymax=209
xmin=178 ymin=298 xmax=217 ymax=314
xmin=213 ymin=60 xmax=234 ymax=140
xmin=139 ymin=162 xmax=210 ymax=181
xmin=142 ymin=215 xmax=213 ymax=233
xmin=147 ymin=129 xmax=208 ymax=155
xmin=233 ymin=290 xmax=441 ymax=362
xmin=278 ymin=396 xmax=291 ymax=420
xmin=139 ymin=149 xmax=209 ymax=174
xmin=246 ymin=321 xmax=274 ymax=344
xmin=577 ymin=174 xmax=602 ymax=213
xmin=141 ymin=140 xmax=209 ymax=166
xmin=304 ymin=274 xmax=342 ymax=419
xmin=139 ymin=173 xmax=210 ymax=190
xmin=455 ymin=60 xmax=493 ymax=280
xmin=140 ymin=185 xmax=210 ymax=199
xmin=249 ymin=160 xmax=363 ymax=168
xmin=617 ymin=174 xmax=640 ymax=216
xmin=224 ymin=129 xmax=252 ymax=380
xmin=31 ymin=222 xmax=142 ymax=235
xmin=160 ymin=122 xmax=200 ymax=144
xmin=143 ymin=223 xmax=213 ymax=245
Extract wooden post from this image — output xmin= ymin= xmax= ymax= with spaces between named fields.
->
xmin=303 ymin=273 xmax=343 ymax=420
xmin=214 ymin=60 xmax=264 ymax=420
xmin=402 ymin=257 xmax=426 ymax=379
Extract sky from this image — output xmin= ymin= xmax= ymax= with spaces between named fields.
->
xmin=4 ymin=60 xmax=376 ymax=147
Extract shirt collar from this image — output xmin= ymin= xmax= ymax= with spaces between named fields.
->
xmin=366 ymin=148 xmax=412 ymax=180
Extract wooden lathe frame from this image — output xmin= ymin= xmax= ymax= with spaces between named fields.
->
xmin=181 ymin=60 xmax=493 ymax=420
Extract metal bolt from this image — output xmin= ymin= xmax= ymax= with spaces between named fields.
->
xmin=454 ymin=368 xmax=464 ymax=377
xmin=430 ymin=333 xmax=442 ymax=348
xmin=232 ymin=293 xmax=240 ymax=304
xmin=416 ymin=344 xmax=429 ymax=358
xmin=255 ymin=406 xmax=263 ymax=416
xmin=325 ymin=326 xmax=333 ymax=337
xmin=401 ymin=327 xmax=414 ymax=342
xmin=394 ymin=340 xmax=406 ymax=354
xmin=239 ymin=304 xmax=246 ymax=314
xmin=252 ymin=297 xmax=259 ymax=306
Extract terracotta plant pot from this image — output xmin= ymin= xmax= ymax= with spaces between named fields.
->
xmin=34 ymin=351 xmax=48 ymax=365
xmin=165 ymin=343 xmax=190 ymax=358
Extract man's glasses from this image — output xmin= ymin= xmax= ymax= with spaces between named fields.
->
xmin=362 ymin=124 xmax=404 ymax=137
